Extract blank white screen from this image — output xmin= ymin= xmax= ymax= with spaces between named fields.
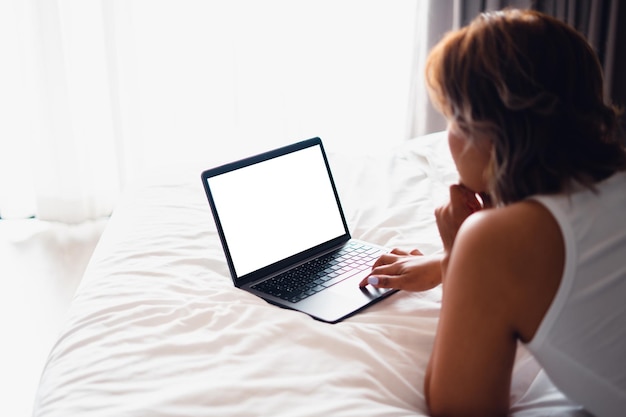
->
xmin=207 ymin=145 xmax=346 ymax=277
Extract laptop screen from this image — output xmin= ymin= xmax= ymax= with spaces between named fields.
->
xmin=205 ymin=142 xmax=347 ymax=278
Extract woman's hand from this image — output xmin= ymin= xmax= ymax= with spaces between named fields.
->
xmin=359 ymin=248 xmax=443 ymax=292
xmin=435 ymin=184 xmax=490 ymax=254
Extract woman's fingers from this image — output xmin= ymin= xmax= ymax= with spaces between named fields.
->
xmin=361 ymin=255 xmax=443 ymax=292
xmin=371 ymin=248 xmax=423 ymax=268
xmin=365 ymin=274 xmax=396 ymax=288
xmin=360 ymin=256 xmax=401 ymax=286
xmin=371 ymin=253 xmax=398 ymax=269
xmin=452 ymin=183 xmax=482 ymax=214
xmin=358 ymin=249 xmax=424 ymax=287
xmin=389 ymin=247 xmax=423 ymax=256
xmin=435 ymin=184 xmax=486 ymax=252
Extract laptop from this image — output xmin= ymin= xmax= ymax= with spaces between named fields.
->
xmin=200 ymin=137 xmax=397 ymax=323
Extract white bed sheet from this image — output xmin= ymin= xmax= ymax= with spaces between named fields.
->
xmin=33 ymin=132 xmax=588 ymax=416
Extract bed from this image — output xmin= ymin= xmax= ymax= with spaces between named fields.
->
xmin=33 ymin=131 xmax=589 ymax=416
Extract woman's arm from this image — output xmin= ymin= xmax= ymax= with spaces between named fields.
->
xmin=424 ymin=199 xmax=564 ymax=416
xmin=425 ymin=211 xmax=519 ymax=416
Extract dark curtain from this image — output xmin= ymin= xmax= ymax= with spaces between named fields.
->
xmin=458 ymin=0 xmax=626 ymax=143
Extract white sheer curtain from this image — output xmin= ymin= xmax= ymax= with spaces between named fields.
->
xmin=0 ymin=0 xmax=421 ymax=223
xmin=406 ymin=0 xmax=459 ymax=139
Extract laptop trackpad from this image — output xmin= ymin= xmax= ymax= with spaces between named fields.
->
xmin=326 ymin=274 xmax=392 ymax=301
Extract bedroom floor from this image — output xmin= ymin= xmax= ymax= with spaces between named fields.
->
xmin=0 ymin=218 xmax=107 ymax=417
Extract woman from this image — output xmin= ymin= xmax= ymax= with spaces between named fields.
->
xmin=360 ymin=9 xmax=626 ymax=416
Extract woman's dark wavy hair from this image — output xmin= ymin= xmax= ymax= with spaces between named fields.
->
xmin=425 ymin=9 xmax=626 ymax=205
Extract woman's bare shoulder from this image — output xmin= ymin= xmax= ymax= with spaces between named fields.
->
xmin=451 ymin=200 xmax=565 ymax=341
xmin=462 ymin=200 xmax=557 ymax=237
xmin=457 ymin=200 xmax=562 ymax=263
xmin=426 ymin=200 xmax=564 ymax=414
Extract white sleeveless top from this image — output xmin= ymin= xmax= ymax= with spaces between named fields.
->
xmin=527 ymin=170 xmax=626 ymax=417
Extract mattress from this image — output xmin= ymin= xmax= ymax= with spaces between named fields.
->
xmin=33 ymin=131 xmax=588 ymax=416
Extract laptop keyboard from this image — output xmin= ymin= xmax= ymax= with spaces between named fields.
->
xmin=251 ymin=241 xmax=384 ymax=303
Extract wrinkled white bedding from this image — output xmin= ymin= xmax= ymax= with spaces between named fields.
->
xmin=33 ymin=132 xmax=587 ymax=416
